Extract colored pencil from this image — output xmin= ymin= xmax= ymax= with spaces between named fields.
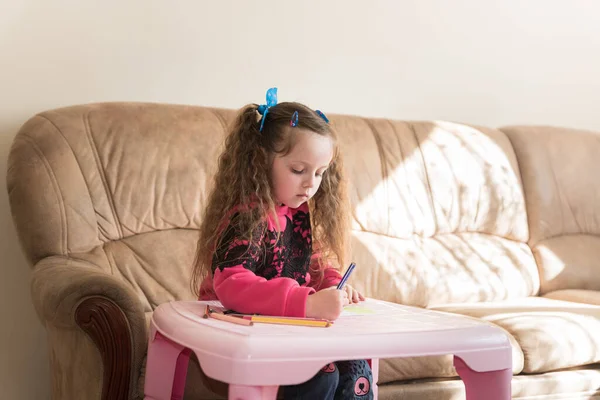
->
xmin=228 ymin=314 xmax=331 ymax=327
xmin=337 ymin=262 xmax=356 ymax=290
xmin=208 ymin=310 xmax=254 ymax=326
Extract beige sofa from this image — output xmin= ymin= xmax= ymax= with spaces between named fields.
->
xmin=7 ymin=102 xmax=600 ymax=400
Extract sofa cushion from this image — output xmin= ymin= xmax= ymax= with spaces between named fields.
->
xmin=378 ymin=354 xmax=457 ymax=384
xmin=339 ymin=117 xmax=435 ymax=239
xmin=378 ymin=364 xmax=600 ymax=400
xmin=500 ymin=126 xmax=600 ymax=245
xmin=501 ymin=126 xmax=600 ymax=294
xmin=73 ymin=228 xmax=200 ymax=312
xmin=533 ymin=235 xmax=600 ymax=294
xmin=431 ymin=297 xmax=600 ymax=373
xmin=410 ymin=122 xmax=529 ymax=241
xmin=350 ymin=230 xmax=538 ymax=307
xmin=544 ymin=289 xmax=600 ymax=305
xmin=346 ymin=120 xmax=529 ymax=242
xmin=7 ymin=104 xmax=235 ymax=264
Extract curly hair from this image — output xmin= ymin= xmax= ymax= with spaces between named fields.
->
xmin=191 ymin=101 xmax=350 ymax=297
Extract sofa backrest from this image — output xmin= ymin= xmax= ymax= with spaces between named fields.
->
xmin=341 ymin=118 xmax=539 ymax=306
xmin=501 ymin=126 xmax=600 ymax=295
xmin=7 ymin=103 xmax=234 ymax=310
xmin=7 ymin=103 xmax=541 ymax=310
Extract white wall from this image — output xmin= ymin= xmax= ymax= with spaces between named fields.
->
xmin=1 ymin=1 xmax=599 ymax=398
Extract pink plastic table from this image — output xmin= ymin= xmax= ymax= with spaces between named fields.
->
xmin=144 ymin=298 xmax=512 ymax=400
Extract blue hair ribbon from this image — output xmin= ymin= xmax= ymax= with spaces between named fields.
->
xmin=257 ymin=87 xmax=329 ymax=130
xmin=257 ymin=87 xmax=278 ymax=131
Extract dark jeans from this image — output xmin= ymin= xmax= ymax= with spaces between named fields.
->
xmin=283 ymin=359 xmax=373 ymax=400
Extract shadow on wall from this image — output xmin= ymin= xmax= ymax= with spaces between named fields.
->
xmin=0 ymin=115 xmax=51 ymax=400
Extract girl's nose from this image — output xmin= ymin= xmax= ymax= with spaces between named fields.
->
xmin=303 ymin=175 xmax=315 ymax=188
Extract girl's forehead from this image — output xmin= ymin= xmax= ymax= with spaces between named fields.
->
xmin=286 ymin=130 xmax=334 ymax=164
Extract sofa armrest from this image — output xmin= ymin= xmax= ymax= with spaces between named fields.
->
xmin=32 ymin=256 xmax=147 ymax=400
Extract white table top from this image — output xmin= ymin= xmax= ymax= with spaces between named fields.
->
xmin=151 ymin=298 xmax=512 ymax=385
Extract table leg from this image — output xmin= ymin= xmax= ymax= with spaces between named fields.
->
xmin=368 ymin=358 xmax=379 ymax=399
xmin=172 ymin=348 xmax=191 ymax=400
xmin=144 ymin=330 xmax=190 ymax=400
xmin=228 ymin=385 xmax=279 ymax=400
xmin=454 ymin=356 xmax=511 ymax=400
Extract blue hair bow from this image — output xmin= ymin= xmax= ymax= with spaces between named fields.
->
xmin=257 ymin=87 xmax=278 ymax=132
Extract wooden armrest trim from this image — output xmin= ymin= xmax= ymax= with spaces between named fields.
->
xmin=75 ymin=297 xmax=132 ymax=400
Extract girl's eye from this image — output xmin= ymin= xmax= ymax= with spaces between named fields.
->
xmin=291 ymin=169 xmax=304 ymax=175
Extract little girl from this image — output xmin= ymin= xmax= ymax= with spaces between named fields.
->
xmin=191 ymin=88 xmax=373 ymax=399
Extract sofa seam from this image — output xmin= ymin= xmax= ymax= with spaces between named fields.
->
xmin=83 ymin=111 xmax=124 ymax=239
xmin=210 ymin=108 xmax=228 ymax=133
xmin=408 ymin=122 xmax=437 ymax=235
xmin=19 ymin=134 xmax=68 ymax=255
xmin=352 ymin=228 xmax=529 ymax=245
xmin=363 ymin=118 xmax=391 ymax=236
xmin=500 ymin=129 xmax=534 ymax=244
xmin=530 ymin=232 xmax=600 ymax=247
xmin=38 ymin=114 xmax=103 ymax=243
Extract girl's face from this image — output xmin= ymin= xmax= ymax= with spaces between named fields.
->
xmin=270 ymin=129 xmax=334 ymax=208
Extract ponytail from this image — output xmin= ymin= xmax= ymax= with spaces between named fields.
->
xmin=231 ymin=104 xmax=261 ymax=146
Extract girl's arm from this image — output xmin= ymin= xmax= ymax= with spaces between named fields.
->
xmin=213 ymin=267 xmax=314 ymax=317
xmin=211 ymin=218 xmax=314 ymax=317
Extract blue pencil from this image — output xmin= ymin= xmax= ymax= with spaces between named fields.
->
xmin=337 ymin=262 xmax=356 ymax=290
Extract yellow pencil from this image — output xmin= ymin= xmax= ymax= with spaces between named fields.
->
xmin=248 ymin=315 xmax=331 ymax=328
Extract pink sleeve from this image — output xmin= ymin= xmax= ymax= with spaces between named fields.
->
xmin=309 ymin=267 xmax=342 ymax=291
xmin=213 ymin=266 xmax=315 ymax=317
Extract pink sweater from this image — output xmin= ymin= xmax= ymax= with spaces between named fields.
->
xmin=199 ymin=202 xmax=342 ymax=317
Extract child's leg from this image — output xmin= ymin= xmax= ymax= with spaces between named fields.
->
xmin=335 ymin=359 xmax=373 ymax=399
xmin=283 ymin=362 xmax=339 ymax=400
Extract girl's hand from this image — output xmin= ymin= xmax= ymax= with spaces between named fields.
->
xmin=306 ymin=287 xmax=349 ymax=321
xmin=344 ymin=284 xmax=365 ymax=303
